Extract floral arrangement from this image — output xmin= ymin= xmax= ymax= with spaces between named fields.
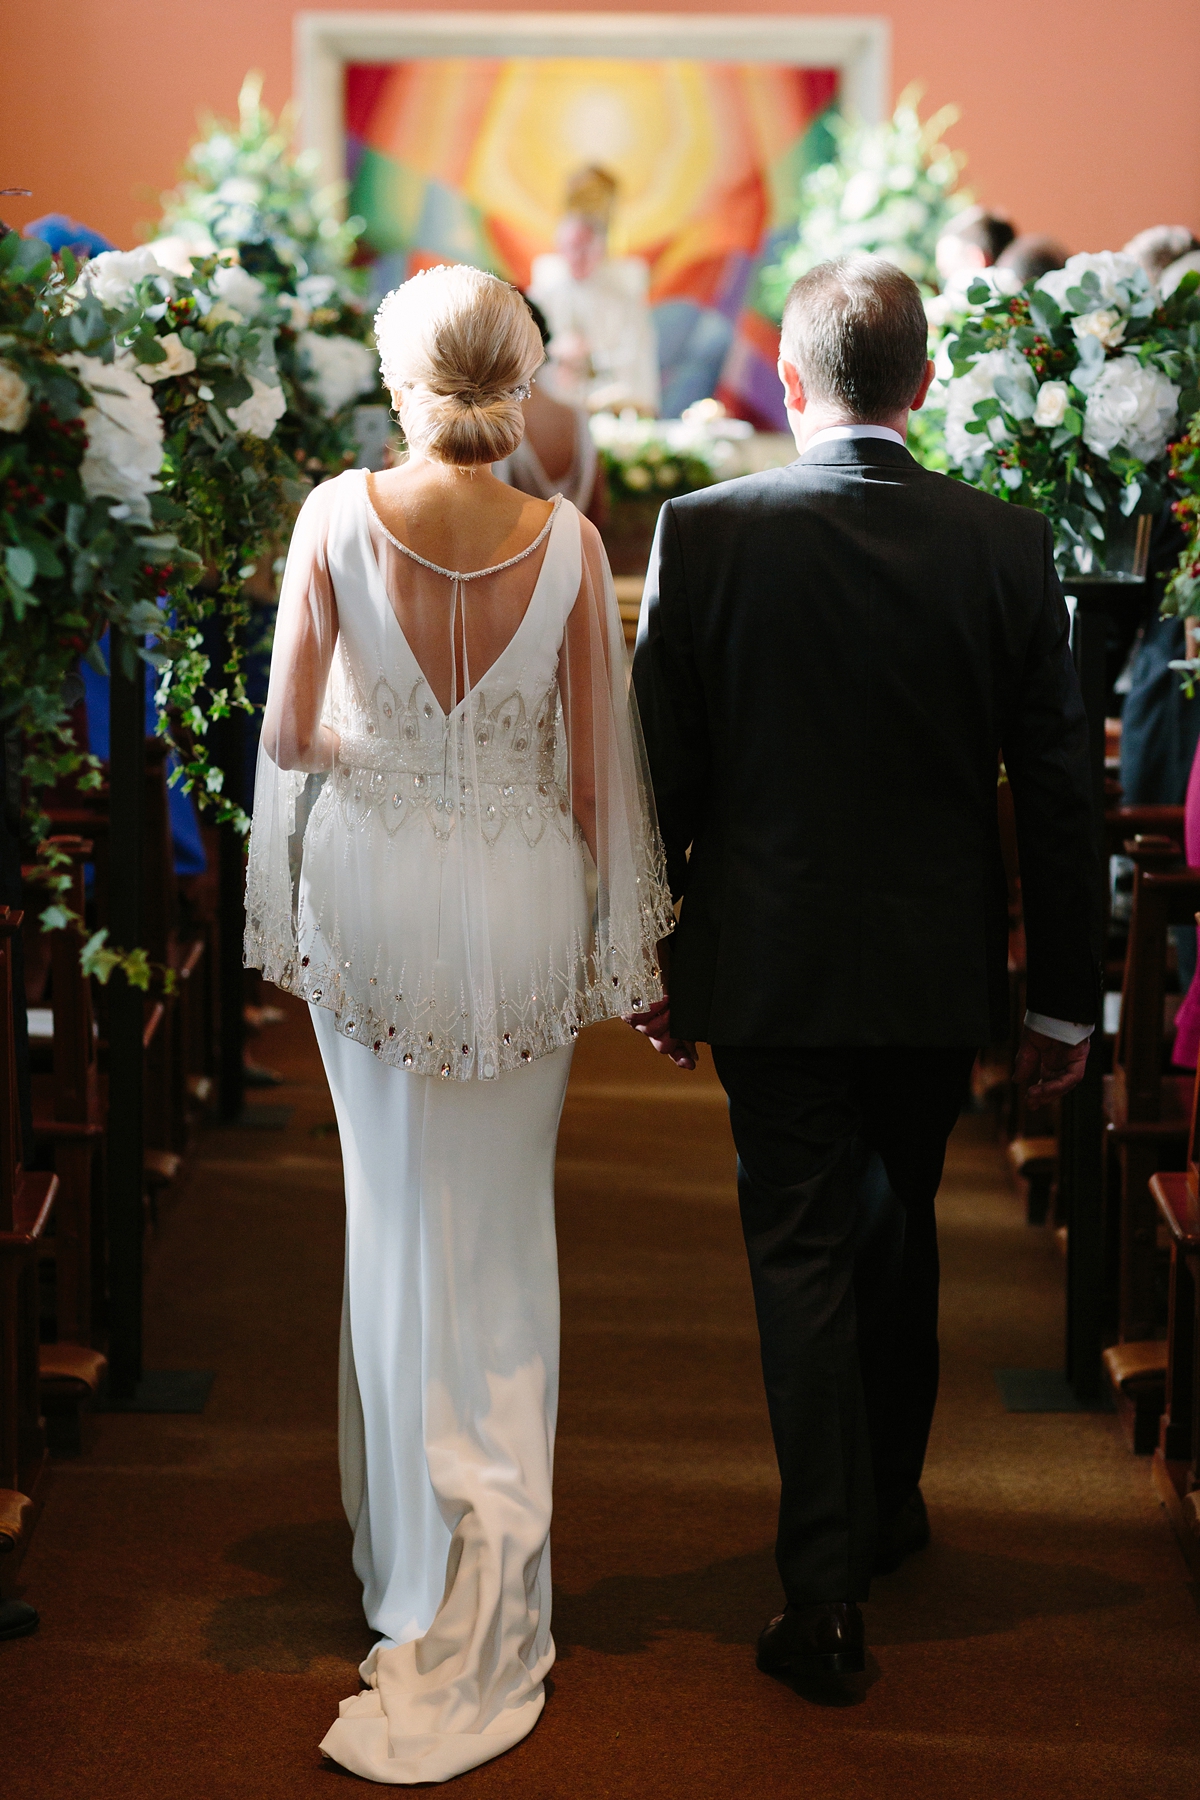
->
xmin=761 ymin=87 xmax=970 ymax=316
xmin=941 ymin=251 xmax=1200 ymax=574
xmin=151 ymin=74 xmax=381 ymax=477
xmin=591 ymin=414 xmax=718 ymax=504
xmin=1160 ymin=409 xmax=1200 ymax=621
xmin=69 ymin=243 xmax=311 ymax=828
xmin=0 ymin=231 xmax=178 ymax=983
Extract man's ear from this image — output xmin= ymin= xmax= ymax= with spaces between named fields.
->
xmin=778 ymin=357 xmax=806 ymax=413
xmin=909 ymin=359 xmax=936 ymax=415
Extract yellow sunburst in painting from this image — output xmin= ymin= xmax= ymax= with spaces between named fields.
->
xmin=465 ymin=60 xmax=718 ymax=256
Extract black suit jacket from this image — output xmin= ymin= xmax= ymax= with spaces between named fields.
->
xmin=632 ymin=438 xmax=1100 ymax=1047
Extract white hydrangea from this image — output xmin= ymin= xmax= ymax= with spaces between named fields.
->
xmin=943 ymin=348 xmax=1030 ymax=467
xmin=76 ymin=246 xmax=170 ymax=310
xmin=209 ymin=262 xmax=268 ymax=320
xmin=62 ymin=353 xmax=165 ymax=520
xmin=1082 ymin=356 xmax=1180 ymax=463
xmin=0 ymin=363 xmax=31 ymax=433
xmin=226 ymin=374 xmax=287 ymax=438
xmin=295 ymin=331 xmax=378 ymax=415
xmin=1036 ymin=250 xmax=1148 ymax=313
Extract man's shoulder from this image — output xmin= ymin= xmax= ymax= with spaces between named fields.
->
xmin=666 ymin=464 xmax=803 ymax=523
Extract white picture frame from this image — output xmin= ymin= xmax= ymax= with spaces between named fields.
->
xmin=295 ymin=10 xmax=891 ymax=192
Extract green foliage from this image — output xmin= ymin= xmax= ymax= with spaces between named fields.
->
xmin=761 ymin=87 xmax=970 ymax=318
xmin=155 ymin=72 xmax=365 ymax=285
xmin=1160 ymin=409 xmax=1200 ymax=621
xmin=0 ymin=231 xmax=181 ymax=987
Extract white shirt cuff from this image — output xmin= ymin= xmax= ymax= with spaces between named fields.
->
xmin=1024 ymin=1010 xmax=1095 ymax=1046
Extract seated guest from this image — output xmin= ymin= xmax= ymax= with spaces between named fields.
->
xmin=935 ymin=206 xmax=1017 ymax=284
xmin=996 ymin=233 xmax=1068 ymax=284
xmin=493 ymin=298 xmax=605 ymax=522
xmin=1171 ymin=731 xmax=1200 ymax=1070
xmin=1122 ymin=224 xmax=1199 ymax=286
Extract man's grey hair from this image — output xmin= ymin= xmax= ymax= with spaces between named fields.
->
xmin=780 ymin=256 xmax=930 ymax=422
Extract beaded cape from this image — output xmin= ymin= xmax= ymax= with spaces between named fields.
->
xmin=244 ymin=471 xmax=673 ymax=1079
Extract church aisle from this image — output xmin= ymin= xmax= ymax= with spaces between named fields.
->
xmin=2 ymin=1005 xmax=1197 ymax=1799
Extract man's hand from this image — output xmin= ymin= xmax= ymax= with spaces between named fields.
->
xmin=1012 ymin=1025 xmax=1091 ymax=1107
xmin=626 ymin=995 xmax=697 ymax=1071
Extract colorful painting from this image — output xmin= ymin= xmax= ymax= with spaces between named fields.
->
xmin=346 ymin=59 xmax=838 ymax=427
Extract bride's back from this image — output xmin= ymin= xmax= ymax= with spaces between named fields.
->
xmin=364 ymin=464 xmax=555 ymax=716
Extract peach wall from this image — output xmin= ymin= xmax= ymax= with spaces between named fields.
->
xmin=2 ymin=1 xmax=1198 ymax=256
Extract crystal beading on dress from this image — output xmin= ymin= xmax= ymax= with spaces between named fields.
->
xmin=244 ymin=469 xmax=673 ymax=1084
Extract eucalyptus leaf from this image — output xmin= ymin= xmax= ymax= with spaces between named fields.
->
xmin=4 ymin=545 xmax=36 ymax=590
xmin=1028 ymin=291 xmax=1062 ymax=335
xmin=1065 ymin=287 xmax=1096 ymax=314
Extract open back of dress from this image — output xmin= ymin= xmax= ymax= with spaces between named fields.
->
xmin=245 ymin=469 xmax=671 ymax=1080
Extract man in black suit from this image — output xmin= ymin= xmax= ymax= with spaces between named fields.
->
xmin=631 ymin=256 xmax=1099 ymax=1679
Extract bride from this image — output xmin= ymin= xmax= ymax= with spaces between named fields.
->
xmin=244 ymin=263 xmax=672 ymax=1784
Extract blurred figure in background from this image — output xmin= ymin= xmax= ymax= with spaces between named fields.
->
xmin=529 ymin=166 xmax=660 ymax=416
xmin=493 ymin=298 xmax=605 ymax=521
xmin=935 ymin=205 xmax=1017 ymax=285
xmin=1123 ymin=224 xmax=1198 ymax=286
xmin=996 ymin=233 xmax=1068 ymax=284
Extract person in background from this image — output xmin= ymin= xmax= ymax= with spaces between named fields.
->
xmin=996 ymin=234 xmax=1067 ymax=284
xmin=935 ymin=206 xmax=1017 ymax=286
xmin=529 ymin=166 xmax=660 ymax=416
xmin=1170 ymin=729 xmax=1200 ymax=1070
xmin=493 ymin=297 xmax=606 ymax=522
xmin=1161 ymin=249 xmax=1200 ymax=298
xmin=1122 ymin=224 xmax=1199 ymax=286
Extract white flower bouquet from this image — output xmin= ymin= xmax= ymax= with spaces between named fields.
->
xmin=942 ymin=251 xmax=1200 ymax=574
xmin=761 ymin=87 xmax=970 ymax=315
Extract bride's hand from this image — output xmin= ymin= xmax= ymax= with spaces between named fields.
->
xmin=625 ymin=996 xmax=697 ymax=1071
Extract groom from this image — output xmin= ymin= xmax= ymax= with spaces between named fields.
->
xmin=631 ymin=255 xmax=1099 ymax=1678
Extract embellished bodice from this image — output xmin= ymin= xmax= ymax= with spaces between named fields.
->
xmin=320 ymin=483 xmax=574 ymax=851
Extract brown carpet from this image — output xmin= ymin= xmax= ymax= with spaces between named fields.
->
xmin=3 ymin=1002 xmax=1198 ymax=1798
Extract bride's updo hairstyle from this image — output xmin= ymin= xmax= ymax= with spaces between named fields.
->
xmin=374 ymin=265 xmax=543 ymax=468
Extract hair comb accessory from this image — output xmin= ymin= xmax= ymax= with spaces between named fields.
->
xmin=512 ymin=383 xmax=531 ymax=402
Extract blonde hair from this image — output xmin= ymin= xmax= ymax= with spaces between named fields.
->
xmin=374 ymin=265 xmax=543 ymax=467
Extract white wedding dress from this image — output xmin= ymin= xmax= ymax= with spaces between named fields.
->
xmin=245 ymin=470 xmax=671 ymax=1784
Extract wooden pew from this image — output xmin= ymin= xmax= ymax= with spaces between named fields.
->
xmin=26 ymin=839 xmax=109 ymax=1448
xmin=0 ymin=908 xmax=59 ymax=1594
xmin=1148 ymin=1055 xmax=1200 ymax=1577
xmin=1102 ymin=846 xmax=1200 ymax=1448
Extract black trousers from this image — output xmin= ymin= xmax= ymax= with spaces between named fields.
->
xmin=711 ymin=1044 xmax=976 ymax=1607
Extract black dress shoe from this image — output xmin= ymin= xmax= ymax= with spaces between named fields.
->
xmin=873 ymin=1488 xmax=931 ymax=1575
xmin=756 ymin=1601 xmax=865 ymax=1677
xmin=0 ymin=1600 xmax=39 ymax=1642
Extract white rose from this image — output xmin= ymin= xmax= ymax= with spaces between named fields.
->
xmin=62 ymin=353 xmax=164 ymax=520
xmin=1072 ymin=308 xmax=1126 ymax=350
xmin=295 ymin=331 xmax=378 ymax=415
xmin=1033 ymin=380 xmax=1071 ymax=428
xmin=77 ymin=246 xmax=170 ymax=310
xmin=1036 ymin=250 xmax=1147 ymax=312
xmin=210 ymin=263 xmax=267 ymax=318
xmin=278 ymin=294 xmax=311 ymax=332
xmin=943 ymin=348 xmax=1030 ymax=466
xmin=226 ymin=374 xmax=287 ymax=439
xmin=1082 ymin=356 xmax=1180 ymax=463
xmin=0 ymin=362 xmax=31 ymax=433
xmin=136 ymin=332 xmax=197 ymax=384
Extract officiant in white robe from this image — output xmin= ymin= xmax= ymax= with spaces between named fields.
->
xmin=529 ymin=165 xmax=660 ymax=417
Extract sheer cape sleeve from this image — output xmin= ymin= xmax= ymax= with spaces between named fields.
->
xmin=244 ymin=484 xmax=673 ymax=1078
